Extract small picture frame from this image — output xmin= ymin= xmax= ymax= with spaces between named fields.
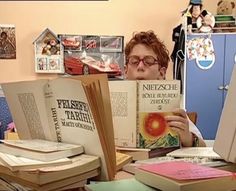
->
xmin=100 ymin=36 xmax=123 ymax=52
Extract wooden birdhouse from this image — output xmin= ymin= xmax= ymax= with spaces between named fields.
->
xmin=33 ymin=28 xmax=64 ymax=73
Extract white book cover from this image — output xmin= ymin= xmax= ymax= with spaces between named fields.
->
xmin=0 ymin=152 xmax=71 ymax=171
xmin=166 ymin=147 xmax=221 ymax=159
xmin=109 ymin=80 xmax=180 ymax=149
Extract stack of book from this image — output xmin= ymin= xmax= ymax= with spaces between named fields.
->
xmin=0 ymin=154 xmax=101 ymax=191
xmin=0 ymin=139 xmax=84 ymax=170
xmin=0 ymin=74 xmax=117 ymax=189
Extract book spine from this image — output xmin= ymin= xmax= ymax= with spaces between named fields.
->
xmin=136 ymin=81 xmax=140 ymax=147
xmin=44 ymin=83 xmax=62 ymax=142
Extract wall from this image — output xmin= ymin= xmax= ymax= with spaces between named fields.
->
xmin=0 ymin=0 xmax=217 ymax=82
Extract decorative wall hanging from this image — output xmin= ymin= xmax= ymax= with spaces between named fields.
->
xmin=186 ymin=36 xmax=215 ymax=70
xmin=33 ymin=28 xmax=64 ymax=73
xmin=0 ymin=24 xmax=16 ymax=59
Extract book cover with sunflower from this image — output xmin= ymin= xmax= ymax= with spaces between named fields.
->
xmin=137 ymin=80 xmax=181 ymax=149
xmin=139 ymin=112 xmax=179 ymax=149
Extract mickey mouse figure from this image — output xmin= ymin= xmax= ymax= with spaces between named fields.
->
xmin=185 ymin=0 xmax=214 ymax=34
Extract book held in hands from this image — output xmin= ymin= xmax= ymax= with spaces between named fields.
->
xmin=109 ymin=80 xmax=181 ymax=149
xmin=1 ymin=74 xmax=116 ymax=180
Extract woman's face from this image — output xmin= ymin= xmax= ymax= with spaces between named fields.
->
xmin=124 ymin=44 xmax=166 ymax=80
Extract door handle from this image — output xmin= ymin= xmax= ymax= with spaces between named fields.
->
xmin=218 ymin=86 xmax=224 ymax=90
xmin=224 ymin=85 xmax=229 ymax=91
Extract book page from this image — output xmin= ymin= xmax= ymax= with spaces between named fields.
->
xmin=1 ymin=139 xmax=82 ymax=153
xmin=1 ymin=80 xmax=57 ymax=141
xmin=0 ymin=152 xmax=71 ymax=171
xmin=167 ymin=147 xmax=221 ymax=159
xmin=138 ymin=80 xmax=181 ymax=149
xmin=46 ymin=77 xmax=111 ymax=180
xmin=70 ymin=74 xmax=116 ymax=178
xmin=109 ymin=80 xmax=137 ymax=147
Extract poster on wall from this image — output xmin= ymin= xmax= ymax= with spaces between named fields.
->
xmin=0 ymin=24 xmax=16 ymax=59
xmin=59 ymin=34 xmax=124 ymax=79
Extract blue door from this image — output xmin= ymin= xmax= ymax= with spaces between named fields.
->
xmin=186 ymin=34 xmax=225 ymax=140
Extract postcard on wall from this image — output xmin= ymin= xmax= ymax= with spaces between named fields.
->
xmin=0 ymin=24 xmax=16 ymax=59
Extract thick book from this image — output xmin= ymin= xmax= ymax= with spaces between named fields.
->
xmin=0 ymin=154 xmax=100 ymax=185
xmin=109 ymin=80 xmax=181 ymax=149
xmin=135 ymin=161 xmax=236 ymax=191
xmin=0 ymin=139 xmax=84 ymax=161
xmin=0 ymin=152 xmax=71 ymax=171
xmin=1 ymin=74 xmax=116 ymax=180
xmin=116 ymin=146 xmax=177 ymax=161
xmin=85 ymin=178 xmax=156 ymax=191
xmin=166 ymin=147 xmax=222 ymax=160
xmin=0 ymin=168 xmax=100 ymax=191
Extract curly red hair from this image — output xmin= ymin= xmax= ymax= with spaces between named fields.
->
xmin=125 ymin=31 xmax=169 ymax=68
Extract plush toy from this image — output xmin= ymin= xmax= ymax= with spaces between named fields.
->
xmin=217 ymin=0 xmax=235 ymax=15
xmin=215 ymin=0 xmax=236 ymax=32
xmin=185 ymin=0 xmax=215 ymax=33
xmin=42 ymin=39 xmax=60 ymax=56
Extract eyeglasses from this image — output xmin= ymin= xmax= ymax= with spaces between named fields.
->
xmin=127 ymin=55 xmax=158 ymax=67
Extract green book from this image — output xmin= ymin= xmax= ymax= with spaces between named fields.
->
xmin=85 ymin=178 xmax=156 ymax=191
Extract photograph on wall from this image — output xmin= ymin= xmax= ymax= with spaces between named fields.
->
xmin=33 ymin=28 xmax=64 ymax=74
xmin=0 ymin=24 xmax=16 ymax=59
xmin=59 ymin=34 xmax=124 ymax=79
xmin=100 ymin=36 xmax=123 ymax=52
xmin=60 ymin=35 xmax=82 ymax=51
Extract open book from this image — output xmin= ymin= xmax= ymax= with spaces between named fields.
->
xmin=109 ymin=80 xmax=181 ymax=149
xmin=1 ymin=74 xmax=115 ymax=180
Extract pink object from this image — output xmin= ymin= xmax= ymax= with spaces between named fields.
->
xmin=139 ymin=161 xmax=234 ymax=180
xmin=7 ymin=122 xmax=16 ymax=131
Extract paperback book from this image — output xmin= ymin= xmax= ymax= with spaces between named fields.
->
xmin=135 ymin=161 xmax=236 ymax=191
xmin=0 ymin=139 xmax=84 ymax=161
xmin=0 ymin=152 xmax=71 ymax=171
xmin=0 ymin=154 xmax=100 ymax=185
xmin=85 ymin=178 xmax=156 ymax=191
xmin=109 ymin=80 xmax=181 ymax=149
